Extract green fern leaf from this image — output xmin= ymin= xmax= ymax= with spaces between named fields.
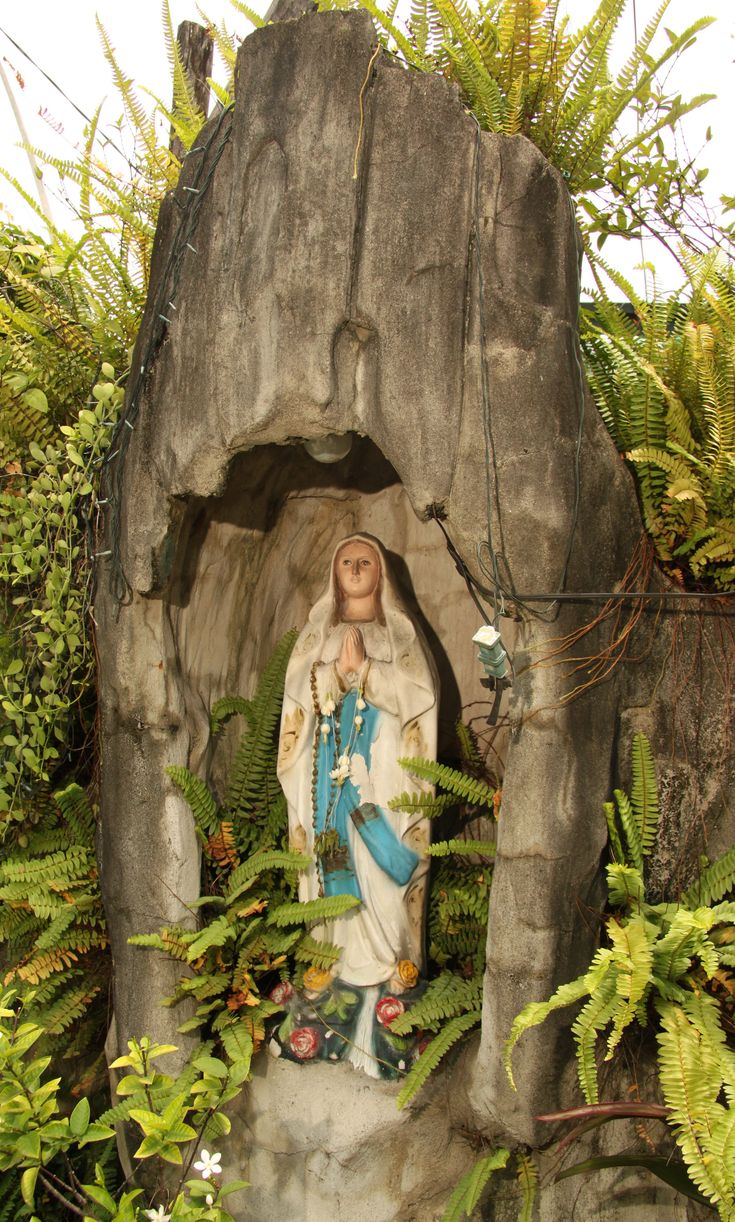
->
xmin=504 ymin=949 xmax=613 ymax=1090
xmin=166 ymin=766 xmax=219 ymax=837
xmin=516 ymin=1153 xmax=538 ymax=1222
xmin=220 ymin=1024 xmax=254 ymax=1069
xmin=655 ymin=996 xmax=732 ymax=1210
xmin=55 ymin=783 xmax=96 ymax=848
xmin=440 ymin=1147 xmax=511 ymax=1221
xmin=629 ymin=733 xmax=659 ymax=860
xmin=210 ymin=696 xmax=253 ymax=734
xmin=605 ymin=914 xmax=654 ymax=1060
xmin=606 ymin=863 xmax=645 ymax=909
xmin=266 ymin=894 xmax=361 ymax=927
xmin=614 ymin=788 xmax=642 ymax=873
xmin=397 ymin=1009 xmax=480 ymax=1109
xmin=391 ymin=972 xmax=481 ymax=1034
xmin=224 ymin=849 xmax=310 ymax=901
xmin=293 ymin=934 xmax=342 ymax=969
xmin=388 ymin=791 xmax=455 ymax=817
xmin=571 ymin=972 xmax=618 ymax=1104
xmin=226 ymin=629 xmax=298 ymax=817
xmin=603 ymin=801 xmax=625 ymax=865
xmin=426 ymin=838 xmax=495 ymax=858
xmin=455 ymin=719 xmax=481 ymax=768
xmin=398 ymin=757 xmax=495 ymax=809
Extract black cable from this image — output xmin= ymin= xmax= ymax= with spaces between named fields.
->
xmin=97 ymin=104 xmax=235 ymax=603
xmin=431 ymin=511 xmax=734 ymax=612
xmin=470 ymin=116 xmax=588 ymax=625
xmin=0 ymin=23 xmax=135 ymax=169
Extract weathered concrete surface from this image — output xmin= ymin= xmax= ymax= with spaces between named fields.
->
xmin=95 ymin=9 xmax=734 ymax=1219
xmin=220 ymin=1052 xmax=477 ymax=1221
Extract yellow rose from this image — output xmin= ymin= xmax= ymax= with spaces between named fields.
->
xmin=303 ymin=967 xmax=332 ymax=995
xmin=397 ymin=959 xmax=419 ymax=989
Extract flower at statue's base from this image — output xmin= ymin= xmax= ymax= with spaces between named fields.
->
xmin=375 ymin=996 xmax=405 ymax=1027
xmin=289 ymin=1026 xmax=322 ymax=1060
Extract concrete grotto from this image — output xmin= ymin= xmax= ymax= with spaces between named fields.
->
xmin=95 ymin=10 xmax=733 ymax=1219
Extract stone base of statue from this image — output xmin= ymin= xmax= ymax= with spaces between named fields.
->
xmin=218 ymin=1042 xmax=479 ymax=1222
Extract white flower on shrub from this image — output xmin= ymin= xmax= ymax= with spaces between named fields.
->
xmin=194 ymin=1148 xmax=222 ymax=1179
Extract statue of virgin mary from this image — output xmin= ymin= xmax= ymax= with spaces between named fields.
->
xmin=273 ymin=534 xmax=439 ymax=1077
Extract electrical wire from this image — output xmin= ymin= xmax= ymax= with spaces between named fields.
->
xmin=455 ymin=115 xmax=734 ymax=621
xmin=469 ymin=116 xmax=588 ymax=626
xmin=0 ymin=23 xmax=137 ymax=170
xmin=96 ymin=104 xmax=235 ymax=603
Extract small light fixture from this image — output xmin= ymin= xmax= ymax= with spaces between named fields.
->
xmin=303 ymin=433 xmax=353 ymax=464
xmin=472 ymin=625 xmax=509 ymax=680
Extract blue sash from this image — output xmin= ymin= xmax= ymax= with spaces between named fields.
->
xmin=314 ymin=689 xmax=418 ymax=897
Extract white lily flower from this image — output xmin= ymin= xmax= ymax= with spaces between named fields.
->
xmin=322 ymin=696 xmax=336 ymax=715
xmin=145 ymin=1208 xmax=171 ymax=1222
xmin=206 ymin=1194 xmax=214 ymax=1206
xmin=356 ymin=696 xmax=366 ymax=710
xmin=193 ymin=1148 xmax=222 ymax=1179
xmin=354 ymin=715 xmax=363 ymax=728
xmin=320 ymin=720 xmax=331 ymax=738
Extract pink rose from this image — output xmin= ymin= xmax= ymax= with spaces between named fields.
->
xmin=289 ymin=1026 xmax=321 ymax=1060
xmin=375 ymin=996 xmax=405 ymax=1027
xmin=269 ymin=981 xmax=295 ymax=1006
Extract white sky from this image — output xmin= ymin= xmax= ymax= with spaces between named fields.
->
xmin=0 ymin=0 xmax=733 ymax=296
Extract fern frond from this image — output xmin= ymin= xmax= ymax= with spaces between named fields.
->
xmin=606 ymin=863 xmax=645 ymax=910
xmin=33 ymin=903 xmax=79 ymax=952
xmin=226 ymin=0 xmax=266 ymax=28
xmin=390 ymin=972 xmax=481 ymax=1034
xmin=388 ymin=791 xmax=455 ymax=817
xmin=629 ymin=733 xmax=659 ymax=861
xmin=226 ymin=629 xmax=298 ymax=816
xmin=571 ymin=971 xmax=617 ymax=1104
xmin=425 ymin=839 xmax=496 ymax=858
xmin=206 ymin=821 xmax=239 ymax=868
xmin=166 ymin=765 xmax=219 ymax=837
xmin=504 ymin=950 xmax=613 ymax=1090
xmin=0 ymin=846 xmax=94 ymax=887
xmin=653 ymin=909 xmax=717 ymax=986
xmin=186 ymin=915 xmax=236 ymax=960
xmin=684 ymin=846 xmax=735 ymax=909
xmin=41 ymin=983 xmax=100 ymax=1034
xmin=224 ymin=849 xmax=309 ymax=900
xmin=210 ymin=695 xmax=253 ymax=734
xmin=265 ymin=894 xmax=361 ymax=927
xmin=398 ymin=757 xmax=495 ymax=809
xmin=604 ymin=801 xmax=624 ymax=865
xmin=516 ymin=1153 xmax=538 ymax=1222
xmin=455 ymin=719 xmax=480 ymax=768
xmin=396 ymin=1009 xmax=480 ymax=1109
xmin=604 ymin=914 xmax=655 ymax=1060
xmin=219 ymin=1023 xmax=254 ymax=1069
xmin=293 ymin=934 xmax=342 ymax=969
xmin=613 ymin=784 xmax=643 ymax=873
xmin=656 ymin=997 xmax=732 ymax=1211
xmin=54 ymin=783 xmax=96 ymax=849
xmin=440 ymin=1147 xmax=511 ymax=1222
xmin=128 ymin=929 xmax=192 ymax=962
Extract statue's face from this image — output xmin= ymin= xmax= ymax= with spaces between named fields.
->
xmin=335 ymin=541 xmax=380 ymax=600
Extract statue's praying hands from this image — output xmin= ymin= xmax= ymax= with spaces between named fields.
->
xmin=339 ymin=625 xmax=366 ymax=676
